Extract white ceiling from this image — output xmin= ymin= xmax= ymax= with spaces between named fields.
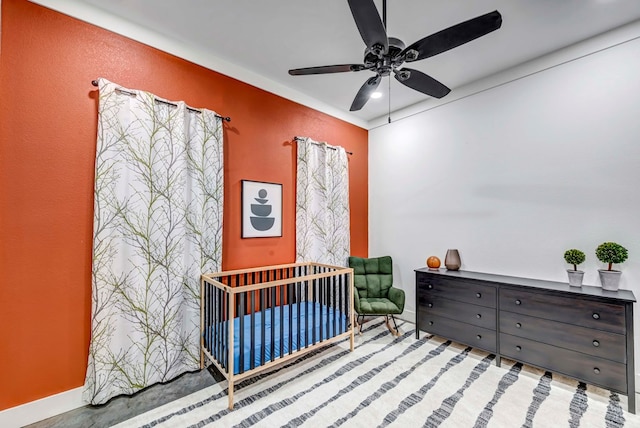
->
xmin=43 ymin=1 xmax=640 ymax=125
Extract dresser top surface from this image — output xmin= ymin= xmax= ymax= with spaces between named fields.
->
xmin=415 ymin=268 xmax=636 ymax=303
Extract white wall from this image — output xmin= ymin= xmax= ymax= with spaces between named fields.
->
xmin=369 ymin=30 xmax=640 ymax=386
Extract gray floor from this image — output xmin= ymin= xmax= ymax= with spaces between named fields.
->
xmin=26 ymin=367 xmax=222 ymax=428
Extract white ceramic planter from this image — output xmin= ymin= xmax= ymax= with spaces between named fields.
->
xmin=566 ymin=269 xmax=584 ymax=287
xmin=598 ymin=269 xmax=622 ymax=291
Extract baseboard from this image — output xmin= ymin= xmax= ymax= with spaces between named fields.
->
xmin=0 ymin=387 xmax=85 ymax=428
xmin=396 ymin=309 xmax=416 ymax=325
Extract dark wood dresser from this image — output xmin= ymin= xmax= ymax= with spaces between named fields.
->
xmin=415 ymin=268 xmax=636 ymax=413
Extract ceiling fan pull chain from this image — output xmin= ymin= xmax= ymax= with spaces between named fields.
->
xmin=388 ymin=75 xmax=391 ymax=123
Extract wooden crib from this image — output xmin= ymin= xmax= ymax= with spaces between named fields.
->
xmin=200 ymin=262 xmax=355 ymax=409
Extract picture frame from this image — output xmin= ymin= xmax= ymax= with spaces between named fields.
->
xmin=241 ymin=180 xmax=283 ymax=238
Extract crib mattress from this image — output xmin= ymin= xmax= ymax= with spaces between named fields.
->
xmin=206 ymin=302 xmax=347 ymax=374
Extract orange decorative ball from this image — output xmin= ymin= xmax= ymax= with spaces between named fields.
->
xmin=426 ymin=256 xmax=441 ymax=269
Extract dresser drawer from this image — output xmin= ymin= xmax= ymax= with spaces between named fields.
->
xmin=418 ymin=294 xmax=496 ymax=330
xmin=500 ymin=333 xmax=627 ymax=393
xmin=500 ymin=288 xmax=625 ymax=334
xmin=417 ymin=275 xmax=497 ymax=308
xmin=418 ymin=311 xmax=497 ymax=353
xmin=500 ymin=311 xmax=626 ymax=363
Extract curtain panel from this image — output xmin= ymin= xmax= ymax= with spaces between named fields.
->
xmin=84 ymin=78 xmax=223 ymax=404
xmin=296 ymin=137 xmax=350 ymax=266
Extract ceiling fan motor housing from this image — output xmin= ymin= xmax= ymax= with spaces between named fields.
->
xmin=365 ymin=37 xmax=406 ymax=74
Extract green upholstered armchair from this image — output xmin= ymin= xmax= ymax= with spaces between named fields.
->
xmin=348 ymin=255 xmax=405 ymax=335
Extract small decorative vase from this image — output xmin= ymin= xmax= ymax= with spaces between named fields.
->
xmin=598 ymin=269 xmax=622 ymax=291
xmin=566 ymin=270 xmax=584 ymax=287
xmin=444 ymin=249 xmax=461 ymax=271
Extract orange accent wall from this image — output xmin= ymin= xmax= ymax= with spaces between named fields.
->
xmin=0 ymin=0 xmax=368 ymax=410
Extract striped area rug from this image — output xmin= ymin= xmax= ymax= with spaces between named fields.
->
xmin=113 ymin=320 xmax=639 ymax=427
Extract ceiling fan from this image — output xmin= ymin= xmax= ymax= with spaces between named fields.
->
xmin=288 ymin=0 xmax=502 ymax=112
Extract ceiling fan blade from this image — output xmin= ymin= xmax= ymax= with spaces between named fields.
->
xmin=401 ymin=11 xmax=502 ymax=62
xmin=394 ymin=68 xmax=450 ymax=99
xmin=288 ymin=64 xmax=366 ymax=75
xmin=347 ymin=0 xmax=388 ymax=54
xmin=350 ymin=75 xmax=381 ymax=111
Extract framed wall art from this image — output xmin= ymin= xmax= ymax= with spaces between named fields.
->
xmin=241 ymin=180 xmax=283 ymax=238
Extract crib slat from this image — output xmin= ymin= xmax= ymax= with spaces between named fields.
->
xmin=280 ymin=285 xmax=284 ymax=359
xmin=296 ymin=280 xmax=302 ymax=351
xmin=204 ymin=281 xmax=209 ymax=357
xmin=319 ymin=274 xmax=324 ymax=341
xmin=250 ymin=275 xmax=255 ymax=370
xmin=271 ymin=282 xmax=276 ymax=362
xmin=211 ymin=282 xmax=216 ymax=361
xmin=326 ymin=268 xmax=329 ymax=338
xmin=214 ymin=283 xmax=217 ymax=364
xmin=225 ymin=287 xmax=228 ymax=370
xmin=305 ymin=280 xmax=310 ymax=348
xmin=226 ymin=288 xmax=230 ymax=370
xmin=218 ymin=285 xmax=222 ymax=367
xmin=312 ymin=278 xmax=317 ymax=345
xmin=339 ymin=273 xmax=344 ymax=334
xmin=215 ymin=285 xmax=219 ymax=366
xmin=239 ymin=290 xmax=245 ymax=374
xmin=288 ymin=281 xmax=293 ymax=354
xmin=346 ymin=272 xmax=351 ymax=330
xmin=205 ymin=281 xmax=210 ymax=359
xmin=332 ymin=274 xmax=337 ymax=337
xmin=216 ymin=289 xmax=227 ymax=368
xmin=260 ymin=287 xmax=266 ymax=366
xmin=329 ymin=276 xmax=338 ymax=336
xmin=324 ymin=268 xmax=329 ymax=339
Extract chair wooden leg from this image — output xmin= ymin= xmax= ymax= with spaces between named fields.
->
xmin=385 ymin=315 xmax=401 ymax=336
xmin=391 ymin=315 xmax=401 ymax=336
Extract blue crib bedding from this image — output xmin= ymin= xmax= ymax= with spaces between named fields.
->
xmin=205 ymin=302 xmax=347 ymax=374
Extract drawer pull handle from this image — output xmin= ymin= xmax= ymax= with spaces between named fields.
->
xmin=427 ymin=284 xmax=433 ymax=289
xmin=516 ymin=345 xmax=522 ymax=351
xmin=592 ymin=313 xmax=600 ymax=320
xmin=515 ymin=299 xmax=522 ymax=305
xmin=476 ymin=314 xmax=482 ymax=319
xmin=427 ymin=303 xmax=433 ymax=308
xmin=593 ymin=340 xmax=600 ymax=347
xmin=476 ymin=335 xmax=482 ymax=340
xmin=593 ymin=367 xmax=600 ymax=374
xmin=428 ymin=321 xmax=434 ymax=326
xmin=516 ymin=323 xmax=522 ymax=328
xmin=476 ymin=292 xmax=482 ymax=298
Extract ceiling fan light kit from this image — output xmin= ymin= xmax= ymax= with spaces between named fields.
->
xmin=288 ymin=0 xmax=502 ymax=112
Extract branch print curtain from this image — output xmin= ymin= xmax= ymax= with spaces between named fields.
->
xmin=84 ymin=78 xmax=223 ymax=405
xmin=296 ymin=137 xmax=350 ymax=265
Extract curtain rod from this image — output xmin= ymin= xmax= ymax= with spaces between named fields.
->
xmin=294 ymin=136 xmax=353 ymax=155
xmin=91 ymin=80 xmax=231 ymax=122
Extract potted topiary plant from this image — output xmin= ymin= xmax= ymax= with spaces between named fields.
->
xmin=564 ymin=249 xmax=586 ymax=287
xmin=595 ymin=242 xmax=628 ymax=291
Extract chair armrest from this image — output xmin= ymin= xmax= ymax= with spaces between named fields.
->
xmin=388 ymin=287 xmax=405 ymax=312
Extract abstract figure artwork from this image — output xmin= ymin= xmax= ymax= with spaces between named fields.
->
xmin=242 ymin=180 xmax=282 ymax=238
